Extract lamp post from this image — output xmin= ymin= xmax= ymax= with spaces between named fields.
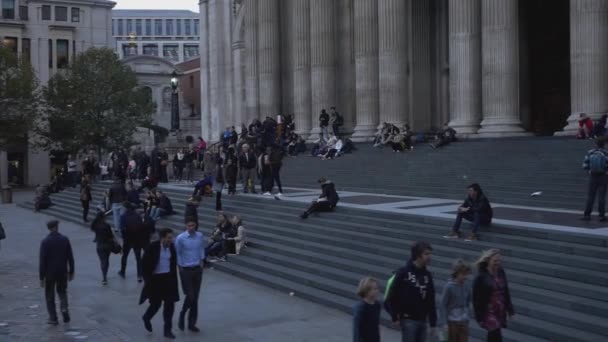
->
xmin=170 ymin=71 xmax=180 ymax=131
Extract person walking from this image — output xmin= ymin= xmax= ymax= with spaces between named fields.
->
xmin=353 ymin=277 xmax=381 ymax=342
xmin=239 ymin=144 xmax=258 ymax=194
xmin=108 ymin=178 xmax=127 ymax=232
xmin=384 ymin=241 xmax=437 ymax=342
xmin=39 ymin=220 xmax=74 ymax=325
xmin=473 ymin=249 xmax=514 ymax=342
xmin=140 ymin=228 xmax=179 ymax=339
xmin=119 ymin=204 xmax=150 ymax=282
xmin=175 ymin=219 xmax=206 ymax=333
xmin=582 ymin=138 xmax=608 ymax=221
xmin=213 ymin=150 xmax=225 ymax=212
xmin=270 ymin=145 xmax=284 ymax=196
xmin=90 ymin=211 xmax=115 ymax=285
xmin=440 ymin=259 xmax=472 ymax=342
xmin=80 ymin=179 xmax=92 ymax=223
xmin=184 ymin=196 xmax=201 ymax=230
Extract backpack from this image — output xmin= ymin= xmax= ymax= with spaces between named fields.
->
xmin=589 ymin=150 xmax=608 ymax=174
xmin=80 ymin=187 xmax=90 ymax=201
xmin=384 ymin=273 xmax=396 ymax=300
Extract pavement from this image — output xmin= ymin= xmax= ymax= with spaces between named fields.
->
xmin=0 ymin=192 xmax=400 ymax=342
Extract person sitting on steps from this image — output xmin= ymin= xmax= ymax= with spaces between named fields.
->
xmin=445 ymin=183 xmax=492 ymax=241
xmin=431 ymin=123 xmax=457 ymax=149
xmin=300 ymin=177 xmax=340 ymax=219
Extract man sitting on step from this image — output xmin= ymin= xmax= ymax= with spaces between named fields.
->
xmin=300 ymin=177 xmax=340 ymax=219
xmin=444 ymin=183 xmax=493 ymax=241
xmin=430 ymin=123 xmax=457 ymax=149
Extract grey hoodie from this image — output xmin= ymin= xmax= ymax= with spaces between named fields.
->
xmin=439 ymin=279 xmax=472 ymax=325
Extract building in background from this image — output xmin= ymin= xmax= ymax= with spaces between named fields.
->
xmin=112 ymin=9 xmax=199 ymax=64
xmin=0 ymin=0 xmax=115 ymax=187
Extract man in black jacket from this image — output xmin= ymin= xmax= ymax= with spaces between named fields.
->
xmin=300 ymin=177 xmax=340 ymax=219
xmin=239 ymin=144 xmax=257 ymax=193
xmin=119 ymin=203 xmax=150 ymax=281
xmin=445 ymin=183 xmax=493 ymax=241
xmin=384 ymin=241 xmax=437 ymax=342
xmin=39 ymin=220 xmax=74 ymax=325
xmin=108 ymin=178 xmax=127 ymax=232
xmin=184 ymin=196 xmax=201 ymax=229
xmin=140 ymin=228 xmax=179 ymax=339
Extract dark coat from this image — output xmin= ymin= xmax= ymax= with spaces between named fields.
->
xmin=472 ymin=267 xmax=514 ymax=326
xmin=320 ymin=181 xmax=340 ymax=207
xmin=139 ymin=240 xmax=179 ymax=304
xmin=462 ymin=194 xmax=493 ymax=220
xmin=184 ymin=202 xmax=199 ymax=226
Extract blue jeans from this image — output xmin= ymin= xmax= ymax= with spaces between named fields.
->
xmin=400 ymin=319 xmax=427 ymax=342
xmin=150 ymin=207 xmax=167 ymax=221
xmin=452 ymin=211 xmax=491 ymax=235
xmin=111 ymin=203 xmax=124 ymax=230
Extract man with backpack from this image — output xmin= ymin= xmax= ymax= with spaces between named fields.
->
xmin=582 ymin=138 xmax=608 ymax=221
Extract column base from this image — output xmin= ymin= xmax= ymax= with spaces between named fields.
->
xmin=448 ymin=118 xmax=480 ymax=134
xmin=351 ymin=124 xmax=378 ymax=142
xmin=477 ymin=117 xmax=530 ymax=137
xmin=555 ymin=112 xmax=602 ymax=136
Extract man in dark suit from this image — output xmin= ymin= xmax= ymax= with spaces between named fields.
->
xmin=39 ymin=220 xmax=75 ymax=325
xmin=140 ymin=228 xmax=179 ymax=339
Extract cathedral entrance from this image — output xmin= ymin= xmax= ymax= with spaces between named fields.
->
xmin=520 ymin=0 xmax=571 ymax=135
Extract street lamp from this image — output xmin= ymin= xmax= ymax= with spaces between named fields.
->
xmin=170 ymin=71 xmax=180 ymax=131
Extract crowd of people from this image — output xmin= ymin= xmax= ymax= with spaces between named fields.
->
xmin=373 ymin=122 xmax=458 ymax=151
xmin=577 ymin=113 xmax=608 ymax=140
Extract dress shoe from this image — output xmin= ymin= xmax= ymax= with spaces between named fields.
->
xmin=62 ymin=311 xmax=70 ymax=323
xmin=164 ymin=330 xmax=176 ymax=339
xmin=142 ymin=317 xmax=152 ymax=332
xmin=178 ymin=313 xmax=185 ymax=331
xmin=188 ymin=325 xmax=200 ymax=333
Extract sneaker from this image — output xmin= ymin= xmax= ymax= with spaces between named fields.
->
xmin=465 ymin=234 xmax=478 ymax=242
xmin=102 ymin=280 xmax=108 ymax=286
xmin=217 ymin=256 xmax=227 ymax=262
xmin=263 ymin=192 xmax=272 ymax=196
xmin=47 ymin=318 xmax=59 ymax=326
xmin=443 ymin=232 xmax=461 ymax=239
xmin=62 ymin=311 xmax=70 ymax=323
xmin=277 ymin=193 xmax=283 ymax=196
xmin=143 ymin=317 xmax=152 ymax=332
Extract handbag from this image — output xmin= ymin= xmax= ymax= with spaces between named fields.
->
xmin=109 ymin=229 xmax=122 ymax=254
xmin=0 ymin=222 xmax=6 ymax=240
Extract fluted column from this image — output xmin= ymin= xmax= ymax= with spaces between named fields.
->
xmin=378 ymin=0 xmax=408 ymax=127
xmin=232 ymin=40 xmax=245 ymax=130
xmin=292 ymin=0 xmax=312 ymax=139
xmin=559 ymin=0 xmax=608 ymax=134
xmin=352 ymin=0 xmax=379 ymax=141
xmin=257 ymin=0 xmax=281 ymax=117
xmin=244 ymin=0 xmax=259 ymax=124
xmin=478 ymin=0 xmax=526 ymax=136
xmin=199 ymin=0 xmax=212 ymax=141
xmin=448 ymin=0 xmax=481 ymax=134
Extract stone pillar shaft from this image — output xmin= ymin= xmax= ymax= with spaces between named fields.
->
xmin=478 ymin=0 xmax=525 ymax=136
xmin=448 ymin=0 xmax=481 ymax=134
xmin=292 ymin=0 xmax=312 ymax=139
xmin=352 ymin=0 xmax=379 ymax=141
xmin=199 ymin=0 xmax=212 ymax=141
xmin=257 ymin=0 xmax=281 ymax=116
xmin=245 ymin=0 xmax=259 ymax=124
xmin=378 ymin=0 xmax=408 ymax=127
xmin=309 ymin=0 xmax=336 ymax=138
xmin=560 ymin=0 xmax=608 ymax=134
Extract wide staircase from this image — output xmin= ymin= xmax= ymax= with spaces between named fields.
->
xmin=20 ymin=137 xmax=608 ymax=342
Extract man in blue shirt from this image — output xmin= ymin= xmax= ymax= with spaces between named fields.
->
xmin=39 ymin=220 xmax=74 ymax=325
xmin=175 ymin=218 xmax=205 ymax=333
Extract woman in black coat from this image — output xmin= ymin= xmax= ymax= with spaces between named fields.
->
xmin=80 ymin=179 xmax=92 ymax=223
xmin=91 ymin=211 xmax=114 ymax=285
xmin=473 ymin=249 xmax=515 ymax=342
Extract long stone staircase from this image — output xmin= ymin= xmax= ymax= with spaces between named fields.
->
xmin=19 ymin=137 xmax=608 ymax=342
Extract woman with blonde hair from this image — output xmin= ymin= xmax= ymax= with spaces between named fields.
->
xmin=472 ymin=249 xmax=514 ymax=342
xmin=227 ymin=216 xmax=247 ymax=255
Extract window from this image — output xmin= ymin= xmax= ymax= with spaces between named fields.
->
xmin=165 ymin=19 xmax=173 ymax=35
xmin=142 ymin=44 xmax=158 ymax=56
xmin=48 ymin=39 xmax=53 ymax=68
xmin=194 ymin=19 xmax=199 ymax=35
xmin=135 ymin=19 xmax=142 ymax=35
xmin=175 ymin=19 xmax=182 ymax=36
xmin=145 ymin=19 xmax=151 ymax=35
xmin=184 ymin=19 xmax=191 ymax=36
xmin=22 ymin=38 xmax=30 ymax=62
xmin=1 ymin=0 xmax=15 ymax=19
xmin=71 ymin=7 xmax=79 ymax=22
xmin=19 ymin=5 xmax=27 ymax=20
xmin=42 ymin=5 xmax=50 ymax=20
xmin=122 ymin=44 xmax=137 ymax=57
xmin=183 ymin=44 xmax=199 ymax=59
xmin=56 ymin=39 xmax=69 ymax=69
xmin=111 ymin=19 xmax=115 ymax=35
xmin=163 ymin=44 xmax=178 ymax=61
xmin=154 ymin=19 xmax=162 ymax=35
xmin=189 ymin=75 xmax=194 ymax=88
xmin=117 ymin=19 xmax=124 ymax=35
xmin=126 ymin=19 xmax=133 ymax=35
xmin=2 ymin=37 xmax=17 ymax=54
xmin=55 ymin=6 xmax=67 ymax=21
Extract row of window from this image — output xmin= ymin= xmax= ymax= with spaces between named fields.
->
xmin=122 ymin=43 xmax=199 ymax=60
xmin=1 ymin=37 xmax=72 ymax=70
xmin=41 ymin=5 xmax=80 ymax=22
xmin=113 ymin=18 xmax=199 ymax=37
xmin=1 ymin=0 xmax=27 ymax=20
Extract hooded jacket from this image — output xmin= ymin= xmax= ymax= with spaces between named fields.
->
xmin=320 ymin=181 xmax=339 ymax=207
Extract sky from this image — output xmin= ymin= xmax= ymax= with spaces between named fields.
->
xmin=113 ymin=0 xmax=199 ymax=12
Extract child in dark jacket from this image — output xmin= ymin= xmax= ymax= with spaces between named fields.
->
xmin=353 ymin=277 xmax=381 ymax=342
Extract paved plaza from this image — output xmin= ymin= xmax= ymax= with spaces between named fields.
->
xmin=0 ymin=192 xmax=399 ymax=342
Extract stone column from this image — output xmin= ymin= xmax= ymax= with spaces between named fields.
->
xmin=245 ymin=0 xmax=260 ymax=124
xmin=292 ymin=0 xmax=312 ymax=139
xmin=309 ymin=0 xmax=336 ymax=139
xmin=352 ymin=0 xmax=379 ymax=141
xmin=0 ymin=151 xmax=8 ymax=188
xmin=478 ymin=0 xmax=526 ymax=136
xmin=336 ymin=0 xmax=356 ymax=133
xmin=199 ymin=0 xmax=212 ymax=141
xmin=257 ymin=0 xmax=281 ymax=116
xmin=378 ymin=0 xmax=408 ymax=127
xmin=559 ymin=0 xmax=608 ymax=135
xmin=232 ymin=40 xmax=245 ymax=131
xmin=447 ymin=0 xmax=481 ymax=134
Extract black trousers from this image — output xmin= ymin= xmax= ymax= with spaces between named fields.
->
xmin=306 ymin=201 xmax=335 ymax=215
xmin=487 ymin=329 xmax=502 ymax=342
xmin=45 ymin=275 xmax=69 ymax=320
xmin=120 ymin=239 xmax=143 ymax=278
xmin=179 ymin=266 xmax=203 ymax=327
xmin=81 ymin=200 xmax=90 ymax=221
xmin=215 ymin=191 xmax=222 ymax=211
xmin=96 ymin=247 xmax=111 ymax=280
xmin=584 ymin=173 xmax=608 ymax=217
xmin=271 ymin=165 xmax=283 ymax=193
